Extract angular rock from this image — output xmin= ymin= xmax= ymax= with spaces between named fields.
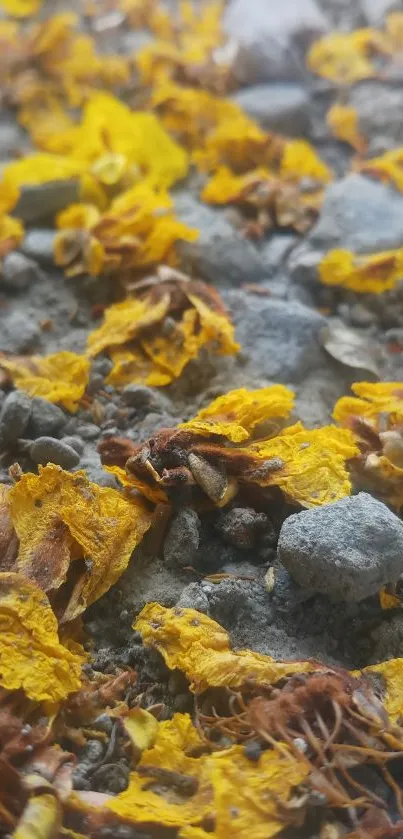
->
xmin=1 ymin=252 xmax=43 ymax=292
xmin=278 ymin=493 xmax=403 ymax=602
xmin=164 ymin=508 xmax=201 ymax=568
xmin=231 ymin=83 xmax=310 ymax=135
xmin=174 ymin=192 xmax=269 ymax=286
xmin=0 ymin=391 xmax=32 ymax=447
xmin=29 ymin=436 xmax=81 ymax=469
xmin=308 ymin=174 xmax=403 ymax=254
xmin=349 ymin=83 xmax=403 ymax=150
xmin=26 ymin=397 xmax=66 ymax=438
xmin=15 ymin=180 xmax=80 ymax=224
xmin=215 ymin=507 xmax=272 ymax=550
xmin=223 ymin=0 xmax=327 ymax=83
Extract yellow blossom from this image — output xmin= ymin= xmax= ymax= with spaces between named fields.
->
xmin=0 ymin=351 xmax=90 ymax=413
xmin=319 ymin=247 xmax=403 ymax=294
xmin=327 ymin=103 xmax=366 ymax=152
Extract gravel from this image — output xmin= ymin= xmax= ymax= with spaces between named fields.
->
xmin=0 ymin=391 xmax=32 ymax=447
xmin=1 ymin=252 xmax=43 ymax=292
xmin=164 ymin=508 xmax=201 ymax=568
xmin=278 ymin=493 xmax=403 ymax=602
xmin=29 ymin=436 xmax=81 ymax=469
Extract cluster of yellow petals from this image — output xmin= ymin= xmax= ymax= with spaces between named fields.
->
xmin=308 ymin=13 xmax=403 ymax=84
xmin=0 ymin=351 xmax=90 ymax=412
xmin=319 ymin=248 xmax=403 ymax=294
xmin=356 ymin=146 xmax=403 ymax=193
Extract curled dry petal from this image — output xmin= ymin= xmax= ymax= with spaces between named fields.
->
xmin=0 ymin=572 xmax=83 ymax=703
xmin=0 ymin=351 xmax=90 ymax=413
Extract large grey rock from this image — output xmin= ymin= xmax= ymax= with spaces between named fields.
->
xmin=278 ymin=493 xmax=403 ymax=602
xmin=223 ymin=0 xmax=328 ymax=83
xmin=349 ymin=83 xmax=403 ymax=151
xmin=231 ymin=83 xmax=310 ymax=135
xmin=309 ymin=174 xmax=403 ymax=254
xmin=175 ymin=193 xmax=269 ymax=286
xmin=29 ymin=436 xmax=81 ymax=469
xmin=0 ymin=113 xmax=28 ymax=159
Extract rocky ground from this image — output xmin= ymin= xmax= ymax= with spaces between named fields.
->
xmin=2 ymin=0 xmax=403 ymax=684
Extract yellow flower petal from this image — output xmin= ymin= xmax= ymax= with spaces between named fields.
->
xmin=327 ymin=103 xmax=366 ymax=153
xmin=280 ymin=140 xmax=332 ymax=183
xmin=86 ymin=294 xmax=170 ymax=358
xmin=319 ymin=247 xmax=403 ymax=294
xmin=135 ymin=603 xmax=319 ymax=692
xmin=0 ymin=214 xmax=24 ymax=257
xmin=1 ymin=0 xmax=41 ymax=17
xmin=180 ymin=385 xmax=294 ymax=442
xmin=0 ymin=351 xmax=90 ymax=413
xmin=8 ymin=464 xmax=152 ymax=622
xmin=0 ymin=571 xmax=82 ymax=702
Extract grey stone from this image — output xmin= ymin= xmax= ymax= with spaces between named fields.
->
xmin=91 ymin=357 xmax=113 ymax=377
xmin=15 ymin=180 xmax=79 ymax=224
xmin=349 ymin=83 xmax=403 ymax=150
xmin=0 ymin=310 xmax=41 ymax=354
xmin=164 ymin=508 xmax=201 ymax=568
xmin=260 ymin=234 xmax=298 ymax=276
xmin=87 ymin=372 xmax=104 ymax=396
xmin=278 ymin=493 xmax=403 ymax=602
xmin=26 ymin=397 xmax=66 ymax=438
xmin=60 ymin=436 xmax=85 ymax=455
xmin=174 ymin=192 xmax=269 ymax=286
xmin=0 ymin=114 xmax=27 ymax=159
xmin=223 ymin=0 xmax=327 ymax=83
xmin=20 ymin=230 xmax=56 ymax=264
xmin=309 ymin=174 xmax=403 ymax=254
xmin=177 ymin=583 xmax=211 ymax=613
xmin=317 ymin=0 xmax=365 ymax=29
xmin=215 ymin=507 xmax=271 ymax=550
xmin=75 ymin=423 xmax=100 ymax=441
xmin=1 ymin=252 xmax=43 ymax=291
xmin=29 ymin=436 xmax=81 ymax=469
xmin=121 ymin=384 xmax=167 ymax=413
xmin=0 ymin=391 xmax=32 ymax=446
xmin=288 ymin=244 xmax=322 ymax=285
xmin=231 ymin=84 xmax=310 ymax=135
xmin=360 ymin=0 xmax=402 ymax=25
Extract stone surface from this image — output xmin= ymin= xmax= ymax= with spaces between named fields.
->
xmin=26 ymin=397 xmax=66 ymax=438
xmin=20 ymin=230 xmax=57 ymax=264
xmin=121 ymin=384 xmax=168 ymax=413
xmin=15 ymin=180 xmax=80 ymax=224
xmin=164 ymin=508 xmax=201 ymax=568
xmin=174 ymin=192 xmax=269 ymax=285
xmin=0 ymin=391 xmax=32 ymax=447
xmin=223 ymin=0 xmax=327 ymax=83
xmin=0 ymin=310 xmax=41 ymax=353
xmin=29 ymin=436 xmax=81 ymax=469
xmin=349 ymin=83 xmax=403 ymax=151
xmin=231 ymin=83 xmax=310 ymax=135
xmin=360 ymin=0 xmax=402 ymax=25
xmin=308 ymin=174 xmax=403 ymax=254
xmin=1 ymin=252 xmax=43 ymax=292
xmin=278 ymin=493 xmax=403 ymax=602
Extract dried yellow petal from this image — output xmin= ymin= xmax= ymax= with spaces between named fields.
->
xmin=248 ymin=422 xmax=359 ymax=507
xmin=379 ymin=587 xmax=401 ymax=610
xmin=0 ymin=571 xmax=82 ymax=702
xmin=327 ymin=103 xmax=366 ymax=152
xmin=1 ymin=0 xmax=41 ymax=17
xmin=333 ymin=382 xmax=403 ymax=426
xmin=0 ymin=351 xmax=90 ymax=413
xmin=308 ymin=30 xmax=376 ymax=84
xmin=14 ymin=794 xmax=61 ymax=839
xmin=57 ymin=203 xmax=101 ymax=230
xmin=280 ymin=140 xmax=332 ymax=183
xmin=180 ymin=385 xmax=294 ymax=442
xmin=123 ymin=707 xmax=158 ymax=754
xmin=319 ymin=247 xmax=403 ymax=294
xmin=86 ymin=294 xmax=170 ymax=358
xmin=0 ymin=214 xmax=24 ymax=257
xmin=201 ymin=166 xmax=272 ymax=204
xmin=2 ymin=154 xmax=84 ymax=189
xmin=357 ymin=147 xmax=403 ymax=192
xmin=358 ymin=659 xmax=403 ymax=723
xmin=135 ymin=603 xmax=318 ymax=692
xmin=108 ymin=712 xmax=309 ymax=837
xmin=106 ymin=347 xmax=172 ymax=389
xmin=8 ymin=464 xmax=152 ymax=622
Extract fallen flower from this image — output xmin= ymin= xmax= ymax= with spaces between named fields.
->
xmin=0 ymin=571 xmax=83 ymax=702
xmin=4 ymin=464 xmax=152 ymax=622
xmin=356 ymin=146 xmax=403 ymax=193
xmin=327 ymin=102 xmax=366 ymax=153
xmin=87 ymin=276 xmax=238 ymax=387
xmin=319 ymin=247 xmax=403 ymax=294
xmin=135 ymin=603 xmax=318 ymax=692
xmin=0 ymin=351 xmax=90 ymax=413
xmin=1 ymin=0 xmax=42 ymax=17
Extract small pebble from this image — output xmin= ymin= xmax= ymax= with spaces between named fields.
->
xmin=60 ymin=435 xmax=85 ymax=455
xmin=215 ymin=507 xmax=273 ymax=550
xmin=121 ymin=384 xmax=166 ymax=412
xmin=0 ymin=390 xmax=32 ymax=446
xmin=75 ymin=423 xmax=100 ymax=441
xmin=163 ymin=508 xmax=201 ymax=567
xmin=26 ymin=397 xmax=66 ymax=438
xmin=1 ymin=252 xmax=42 ymax=291
xmin=87 ymin=372 xmax=104 ymax=396
xmin=20 ymin=230 xmax=56 ymax=264
xmin=29 ymin=436 xmax=81 ymax=469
